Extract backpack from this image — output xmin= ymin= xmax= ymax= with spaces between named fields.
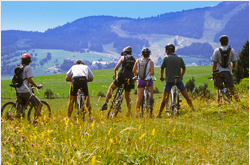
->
xmin=123 ymin=55 xmax=136 ymax=71
xmin=10 ymin=64 xmax=26 ymax=88
xmin=219 ymin=46 xmax=231 ymax=68
xmin=138 ymin=58 xmax=151 ymax=80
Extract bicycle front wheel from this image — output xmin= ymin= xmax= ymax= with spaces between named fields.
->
xmin=107 ymin=95 xmax=123 ymax=119
xmin=146 ymin=92 xmax=153 ymax=118
xmin=1 ymin=102 xmax=17 ymax=120
xmin=27 ymin=101 xmax=51 ymax=123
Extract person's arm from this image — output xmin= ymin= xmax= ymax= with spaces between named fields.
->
xmin=149 ymin=60 xmax=154 ymax=75
xmin=160 ymin=68 xmax=164 ymax=81
xmin=212 ymin=62 xmax=217 ymax=71
xmin=66 ymin=75 xmax=72 ymax=82
xmin=181 ymin=68 xmax=186 ymax=79
xmin=114 ymin=56 xmax=123 ymax=77
xmin=132 ymin=59 xmax=139 ymax=76
xmin=232 ymin=61 xmax=236 ymax=71
xmin=27 ymin=77 xmax=39 ymax=88
xmin=87 ymin=77 xmax=93 ymax=82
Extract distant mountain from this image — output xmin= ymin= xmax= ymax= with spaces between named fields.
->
xmin=1 ymin=1 xmax=249 ymax=76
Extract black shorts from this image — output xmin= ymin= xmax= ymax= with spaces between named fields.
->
xmin=113 ymin=77 xmax=134 ymax=92
xmin=17 ymin=92 xmax=41 ymax=106
xmin=70 ymin=76 xmax=89 ymax=96
xmin=214 ymin=71 xmax=234 ymax=88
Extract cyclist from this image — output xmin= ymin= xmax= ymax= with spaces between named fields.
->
xmin=211 ymin=35 xmax=240 ymax=103
xmin=15 ymin=53 xmax=43 ymax=122
xmin=99 ymin=46 xmax=135 ymax=117
xmin=66 ymin=60 xmax=94 ymax=121
xmin=132 ymin=48 xmax=154 ymax=117
xmin=157 ymin=44 xmax=194 ymax=118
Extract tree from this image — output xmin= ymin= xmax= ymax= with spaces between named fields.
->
xmin=47 ymin=52 xmax=52 ymax=60
xmin=233 ymin=41 xmax=249 ymax=83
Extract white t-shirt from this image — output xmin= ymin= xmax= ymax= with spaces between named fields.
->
xmin=211 ymin=46 xmax=237 ymax=75
xmin=16 ymin=65 xmax=33 ymax=93
xmin=67 ymin=64 xmax=94 ymax=79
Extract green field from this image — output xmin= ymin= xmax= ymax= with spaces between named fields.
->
xmin=1 ymin=66 xmax=249 ymax=164
xmin=1 ymin=66 xmax=215 ymax=99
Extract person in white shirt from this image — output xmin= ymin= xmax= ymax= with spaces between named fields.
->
xmin=66 ymin=60 xmax=94 ymax=120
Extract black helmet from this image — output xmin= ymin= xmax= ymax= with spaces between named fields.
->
xmin=141 ymin=48 xmax=151 ymax=57
xmin=219 ymin=35 xmax=229 ymax=42
xmin=76 ymin=60 xmax=84 ymax=65
xmin=165 ymin=44 xmax=175 ymax=52
xmin=121 ymin=46 xmax=132 ymax=55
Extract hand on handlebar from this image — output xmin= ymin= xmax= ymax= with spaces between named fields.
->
xmin=37 ymin=84 xmax=43 ymax=89
xmin=160 ymin=77 xmax=165 ymax=81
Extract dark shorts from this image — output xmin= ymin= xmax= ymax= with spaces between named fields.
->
xmin=214 ymin=71 xmax=234 ymax=88
xmin=164 ymin=81 xmax=186 ymax=93
xmin=113 ymin=77 xmax=134 ymax=92
xmin=70 ymin=76 xmax=89 ymax=96
xmin=17 ymin=92 xmax=41 ymax=106
xmin=137 ymin=79 xmax=153 ymax=88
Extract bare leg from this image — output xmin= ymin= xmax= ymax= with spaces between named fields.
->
xmin=105 ymin=83 xmax=118 ymax=104
xmin=229 ymin=87 xmax=240 ymax=102
xmin=34 ymin=102 xmax=43 ymax=121
xmin=136 ymin=88 xmax=144 ymax=116
xmin=67 ymin=95 xmax=76 ymax=118
xmin=157 ymin=91 xmax=169 ymax=117
xmin=181 ymin=89 xmax=194 ymax=110
xmin=125 ymin=91 xmax=132 ymax=116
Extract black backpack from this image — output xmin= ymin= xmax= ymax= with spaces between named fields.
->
xmin=10 ymin=64 xmax=26 ymax=88
xmin=219 ymin=46 xmax=231 ymax=68
xmin=123 ymin=55 xmax=135 ymax=71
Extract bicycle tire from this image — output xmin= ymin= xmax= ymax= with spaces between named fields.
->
xmin=146 ymin=92 xmax=153 ymax=117
xmin=79 ymin=96 xmax=86 ymax=121
xmin=27 ymin=100 xmax=51 ymax=123
xmin=1 ymin=102 xmax=17 ymax=120
xmin=171 ymin=88 xmax=178 ymax=116
xmin=140 ymin=95 xmax=145 ymax=117
xmin=107 ymin=95 xmax=123 ymax=119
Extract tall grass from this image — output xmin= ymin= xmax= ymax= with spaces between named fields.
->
xmin=1 ymin=86 xmax=249 ymax=164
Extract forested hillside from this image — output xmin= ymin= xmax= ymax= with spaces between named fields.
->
xmin=1 ymin=1 xmax=249 ymax=77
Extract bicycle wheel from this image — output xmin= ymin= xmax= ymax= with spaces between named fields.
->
xmin=1 ymin=102 xmax=17 ymax=120
xmin=140 ymin=95 xmax=145 ymax=117
xmin=27 ymin=101 xmax=51 ymax=123
xmin=107 ymin=95 xmax=123 ymax=119
xmin=146 ymin=92 xmax=153 ymax=117
xmin=171 ymin=89 xmax=178 ymax=116
xmin=79 ymin=96 xmax=86 ymax=121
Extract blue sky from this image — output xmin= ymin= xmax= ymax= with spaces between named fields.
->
xmin=1 ymin=1 xmax=222 ymax=32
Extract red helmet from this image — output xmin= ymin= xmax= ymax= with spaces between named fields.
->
xmin=21 ymin=53 xmax=31 ymax=59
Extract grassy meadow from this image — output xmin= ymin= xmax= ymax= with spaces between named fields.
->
xmin=1 ymin=66 xmax=249 ymax=164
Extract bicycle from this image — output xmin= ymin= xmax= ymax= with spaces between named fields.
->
xmin=134 ymin=77 xmax=156 ymax=118
xmin=162 ymin=76 xmax=182 ymax=117
xmin=1 ymin=85 xmax=51 ymax=123
xmin=107 ymin=77 xmax=128 ymax=119
xmin=75 ymin=88 xmax=87 ymax=121
xmin=208 ymin=70 xmax=232 ymax=103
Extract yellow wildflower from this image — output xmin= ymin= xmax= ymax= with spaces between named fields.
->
xmin=139 ymin=133 xmax=146 ymax=139
xmin=91 ymin=156 xmax=96 ymax=165
xmin=152 ymin=129 xmax=155 ymax=136
xmin=91 ymin=120 xmax=95 ymax=130
xmin=109 ymin=138 xmax=114 ymax=144
xmin=108 ymin=128 xmax=112 ymax=135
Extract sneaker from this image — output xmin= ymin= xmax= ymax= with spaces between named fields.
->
xmin=166 ymin=110 xmax=170 ymax=116
xmin=99 ymin=103 xmax=107 ymax=111
xmin=156 ymin=112 xmax=162 ymax=118
xmin=126 ymin=111 xmax=132 ymax=117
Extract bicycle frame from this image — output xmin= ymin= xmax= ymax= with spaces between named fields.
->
xmin=75 ymin=88 xmax=87 ymax=120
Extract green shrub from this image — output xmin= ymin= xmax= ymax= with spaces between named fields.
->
xmin=186 ymin=77 xmax=195 ymax=92
xmin=192 ymin=83 xmax=210 ymax=99
xmin=97 ymin=91 xmax=105 ymax=97
xmin=44 ymin=89 xmax=54 ymax=99
xmin=235 ymin=78 xmax=249 ymax=92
